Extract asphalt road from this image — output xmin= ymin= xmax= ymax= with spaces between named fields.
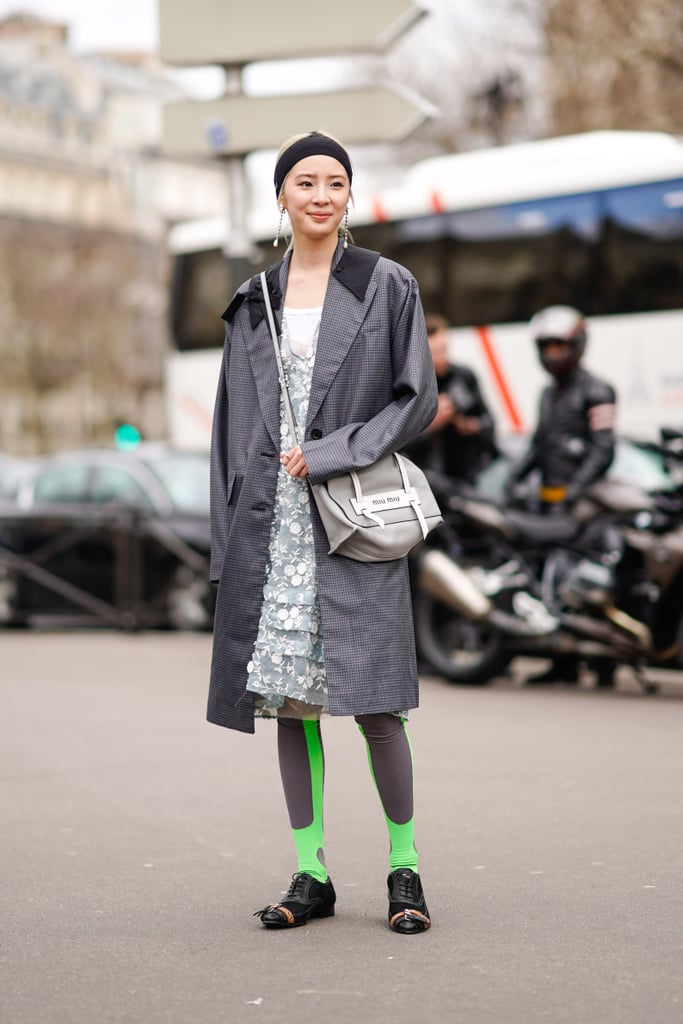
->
xmin=2 ymin=632 xmax=683 ymax=1024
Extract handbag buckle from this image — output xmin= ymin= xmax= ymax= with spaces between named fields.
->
xmin=351 ymin=487 xmax=421 ymax=528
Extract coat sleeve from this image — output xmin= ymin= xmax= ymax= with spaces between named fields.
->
xmin=209 ymin=325 xmax=231 ymax=582
xmin=301 ymin=272 xmax=438 ymax=484
xmin=565 ymin=379 xmax=617 ymax=502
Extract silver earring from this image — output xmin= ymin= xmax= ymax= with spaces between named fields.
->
xmin=342 ymin=207 xmax=349 ymax=249
xmin=273 ymin=205 xmax=285 ymax=248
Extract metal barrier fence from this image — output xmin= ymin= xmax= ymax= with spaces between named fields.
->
xmin=0 ymin=505 xmax=213 ymax=630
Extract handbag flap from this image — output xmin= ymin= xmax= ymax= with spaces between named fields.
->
xmin=321 ymin=455 xmax=442 ymax=530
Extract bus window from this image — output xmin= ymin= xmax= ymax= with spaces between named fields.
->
xmin=171 ymin=250 xmax=258 ymax=351
xmin=448 ymin=193 xmax=599 ymax=243
xmin=350 ymin=219 xmax=450 ymax=316
xmin=398 ymin=239 xmax=449 ymax=315
xmin=443 ymin=192 xmax=601 ymax=325
xmin=600 ymin=179 xmax=683 ymax=315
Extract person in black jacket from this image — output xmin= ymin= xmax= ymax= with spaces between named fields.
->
xmin=408 ymin=314 xmax=497 ymax=483
xmin=507 ymin=306 xmax=616 ymax=512
xmin=507 ymin=305 xmax=618 ymax=685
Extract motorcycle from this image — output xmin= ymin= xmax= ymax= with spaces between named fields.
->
xmin=411 ymin=467 xmax=683 ymax=690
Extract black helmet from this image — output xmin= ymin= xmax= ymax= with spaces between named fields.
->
xmin=530 ymin=305 xmax=587 ymax=376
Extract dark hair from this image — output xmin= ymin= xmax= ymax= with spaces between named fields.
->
xmin=274 ymin=131 xmax=353 ymax=198
xmin=425 ymin=314 xmax=448 ymax=336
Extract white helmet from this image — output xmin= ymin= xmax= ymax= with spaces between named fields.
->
xmin=530 ymin=305 xmax=587 ymax=376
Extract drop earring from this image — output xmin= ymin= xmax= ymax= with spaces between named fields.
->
xmin=342 ymin=207 xmax=349 ymax=249
xmin=273 ymin=205 xmax=285 ymax=248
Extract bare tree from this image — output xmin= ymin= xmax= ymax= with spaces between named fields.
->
xmin=0 ymin=219 xmax=168 ymax=455
xmin=350 ymin=0 xmax=682 ymax=167
xmin=543 ymin=0 xmax=683 ymax=134
xmin=355 ymin=0 xmax=547 ymax=164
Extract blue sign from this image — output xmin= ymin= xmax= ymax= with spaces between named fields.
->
xmin=205 ymin=119 xmax=230 ymax=151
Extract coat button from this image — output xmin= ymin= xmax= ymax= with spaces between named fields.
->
xmin=310 ymin=428 xmax=323 ymax=440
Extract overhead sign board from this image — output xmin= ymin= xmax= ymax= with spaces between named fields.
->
xmin=159 ymin=0 xmax=426 ymax=64
xmin=162 ymin=88 xmax=431 ymax=156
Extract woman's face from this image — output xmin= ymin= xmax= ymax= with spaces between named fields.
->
xmin=280 ymin=154 xmax=350 ymax=244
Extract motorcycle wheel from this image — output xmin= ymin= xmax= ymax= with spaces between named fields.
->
xmin=413 ymin=591 xmax=511 ymax=685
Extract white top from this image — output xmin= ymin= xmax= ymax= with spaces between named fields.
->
xmin=283 ymin=306 xmax=323 ymax=359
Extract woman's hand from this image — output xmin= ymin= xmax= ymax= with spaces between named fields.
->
xmin=280 ymin=445 xmax=309 ymax=478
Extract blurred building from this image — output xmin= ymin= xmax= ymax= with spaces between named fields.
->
xmin=0 ymin=12 xmax=228 ymax=453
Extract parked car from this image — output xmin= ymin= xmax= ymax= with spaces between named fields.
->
xmin=0 ymin=453 xmax=33 ymax=502
xmin=15 ymin=443 xmax=209 ymax=514
xmin=0 ymin=445 xmax=213 ymax=630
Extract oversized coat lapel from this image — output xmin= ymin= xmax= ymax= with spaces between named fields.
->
xmin=233 ymin=245 xmax=380 ymax=447
xmin=239 ymin=257 xmax=288 ymax=450
xmin=243 ymin=319 xmax=280 ymax=448
xmin=306 ymin=244 xmax=379 ymax=430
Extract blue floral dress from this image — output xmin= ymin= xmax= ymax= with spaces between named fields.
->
xmin=246 ymin=308 xmax=327 ymax=717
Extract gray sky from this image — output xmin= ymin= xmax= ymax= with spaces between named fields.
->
xmin=0 ymin=1 xmax=159 ymax=50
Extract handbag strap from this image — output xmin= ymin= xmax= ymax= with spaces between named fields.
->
xmin=260 ymin=270 xmax=300 ymax=446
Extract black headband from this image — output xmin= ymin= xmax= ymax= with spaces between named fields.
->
xmin=273 ymin=134 xmax=353 ymax=197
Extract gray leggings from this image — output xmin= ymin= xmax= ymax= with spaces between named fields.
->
xmin=277 ymin=713 xmax=414 ymax=830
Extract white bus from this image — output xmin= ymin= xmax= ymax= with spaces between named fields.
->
xmin=166 ymin=130 xmax=683 ymax=449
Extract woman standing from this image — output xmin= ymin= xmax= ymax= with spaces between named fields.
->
xmin=208 ymin=131 xmax=438 ymax=934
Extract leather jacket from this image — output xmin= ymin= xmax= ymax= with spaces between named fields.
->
xmin=511 ymin=366 xmax=616 ymax=505
xmin=406 ymin=363 xmax=497 ymax=482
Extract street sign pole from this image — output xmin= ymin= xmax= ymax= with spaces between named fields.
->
xmin=200 ymin=64 xmax=255 ymax=259
xmin=225 ymin=156 xmax=251 ymax=258
xmin=223 ymin=68 xmax=251 ymax=259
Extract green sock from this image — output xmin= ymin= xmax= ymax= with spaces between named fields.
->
xmin=360 ymin=720 xmax=419 ymax=873
xmin=386 ymin=820 xmax=419 ymax=872
xmin=290 ymin=720 xmax=328 ymax=882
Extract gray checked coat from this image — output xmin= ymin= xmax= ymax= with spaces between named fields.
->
xmin=207 ymin=241 xmax=438 ymax=733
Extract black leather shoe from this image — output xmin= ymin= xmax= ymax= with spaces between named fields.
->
xmin=387 ymin=869 xmax=431 ymax=934
xmin=526 ymin=656 xmax=581 ymax=685
xmin=255 ymin=872 xmax=336 ymax=928
xmin=588 ymin=656 xmax=617 ymax=688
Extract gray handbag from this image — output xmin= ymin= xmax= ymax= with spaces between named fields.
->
xmin=260 ymin=272 xmax=443 ymax=562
